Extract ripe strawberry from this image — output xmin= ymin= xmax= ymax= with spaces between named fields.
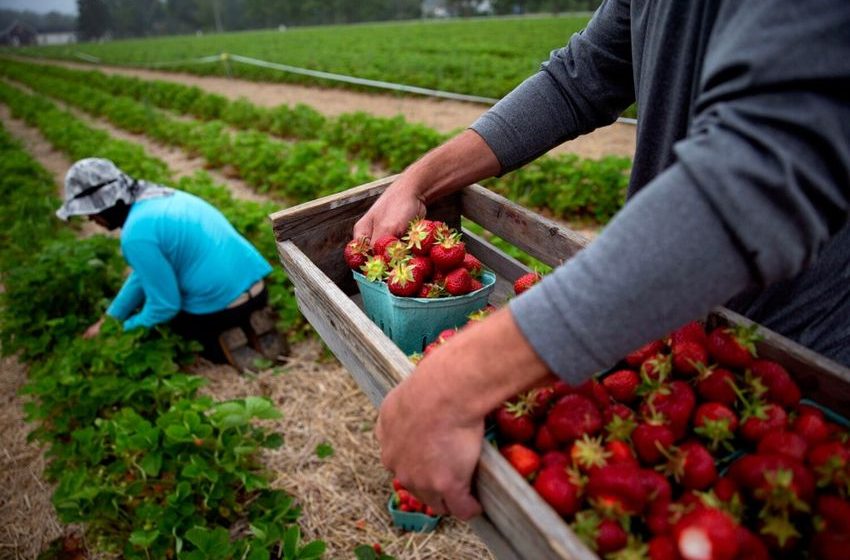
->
xmin=728 ymin=453 xmax=816 ymax=510
xmin=693 ymin=403 xmax=738 ymax=452
xmin=641 ymin=468 xmax=673 ymax=505
xmin=444 ymin=267 xmax=473 ymax=295
xmin=734 ymin=527 xmax=770 ymax=560
xmin=712 ymin=476 xmax=741 ymax=505
xmin=640 ymin=381 xmax=696 ymax=441
xmin=533 ymin=465 xmax=582 ymax=516
xmin=386 ymin=261 xmax=421 ymax=297
xmin=603 ymin=403 xmax=637 ymax=441
xmin=462 ymin=253 xmax=483 ymax=277
xmin=739 ymin=402 xmax=787 ymax=443
xmin=408 ymin=255 xmax=433 ymax=284
xmin=403 ymin=218 xmax=438 ymax=256
xmin=384 ymin=239 xmax=410 ymax=265
xmin=576 ymin=378 xmax=611 ymax=409
xmin=640 ymin=353 xmax=674 ymax=386
xmin=430 ymin=232 xmax=466 ymax=271
xmin=694 ymin=364 xmax=738 ymax=407
xmin=572 ymin=510 xmax=628 ymax=555
xmin=392 ymin=478 xmax=403 ymax=491
xmin=605 ymin=440 xmax=638 ymax=467
xmin=625 ymin=339 xmax=666 ymax=368
xmin=756 ymin=431 xmax=808 ymax=462
xmin=661 ymin=441 xmax=717 ymax=491
xmin=417 ymin=282 xmax=444 ymax=298
xmin=749 ymin=359 xmax=801 ymax=408
xmin=602 ymin=369 xmax=640 ymax=403
xmin=648 ymin=535 xmax=678 ymax=560
xmin=669 ymin=321 xmax=707 ymax=347
xmin=343 ymin=237 xmax=371 ymax=269
xmin=372 ymin=235 xmax=400 ymax=259
xmin=586 ymin=463 xmax=649 ymax=515
xmin=494 ymin=397 xmax=537 ymax=443
xmin=469 ymin=278 xmax=483 ymax=291
xmin=671 ymin=341 xmax=708 ymax=377
xmin=646 ymin=499 xmax=675 ymax=536
xmin=541 ymin=450 xmax=570 ymax=468
xmin=546 ymin=394 xmax=602 ymax=443
xmin=513 ymin=271 xmax=542 ymax=295
xmin=673 ymin=507 xmax=739 ymax=560
xmin=534 ymin=424 xmax=558 ymax=452
xmin=633 ymin=421 xmax=676 ymax=465
xmin=811 ymin=530 xmax=850 ymax=560
xmin=817 ymin=494 xmax=850 ymax=533
xmin=500 ymin=443 xmax=541 ymax=479
xmin=757 ymin=513 xmax=800 ymax=553
xmin=360 ymin=255 xmax=388 ymax=282
xmin=793 ymin=409 xmax=830 ymax=445
xmin=706 ymin=324 xmax=760 ymax=369
xmin=570 ymin=434 xmax=611 ymax=473
xmin=807 ymin=441 xmax=850 ymax=489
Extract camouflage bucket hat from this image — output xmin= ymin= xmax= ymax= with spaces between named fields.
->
xmin=56 ymin=158 xmax=136 ymax=221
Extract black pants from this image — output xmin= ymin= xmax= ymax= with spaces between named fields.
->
xmin=170 ymin=287 xmax=269 ymax=363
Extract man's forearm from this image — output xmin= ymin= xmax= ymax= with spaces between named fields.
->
xmin=403 ymin=129 xmax=501 ymax=204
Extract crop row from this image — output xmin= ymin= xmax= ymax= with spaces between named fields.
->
xmin=3 ymin=58 xmax=631 ymax=224
xmin=0 ymin=119 xmax=326 ymax=558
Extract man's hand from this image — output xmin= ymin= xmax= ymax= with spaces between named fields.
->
xmin=353 ymin=176 xmax=427 ymax=243
xmin=83 ymin=316 xmax=106 ymax=339
xmin=376 ymin=307 xmax=552 ymax=520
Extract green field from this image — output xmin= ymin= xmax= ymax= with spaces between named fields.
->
xmin=16 ymin=16 xmax=591 ymax=99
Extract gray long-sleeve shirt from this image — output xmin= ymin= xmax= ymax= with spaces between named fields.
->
xmin=471 ymin=0 xmax=850 ymax=379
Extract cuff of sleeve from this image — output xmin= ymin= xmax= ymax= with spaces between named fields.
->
xmin=106 ymin=302 xmax=127 ymax=321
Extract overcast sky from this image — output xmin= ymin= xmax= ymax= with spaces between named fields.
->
xmin=0 ymin=0 xmax=77 ymax=15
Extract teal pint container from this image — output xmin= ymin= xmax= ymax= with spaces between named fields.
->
xmin=353 ymin=269 xmax=496 ymax=355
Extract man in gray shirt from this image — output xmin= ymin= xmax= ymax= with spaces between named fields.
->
xmin=355 ymin=0 xmax=850 ymax=520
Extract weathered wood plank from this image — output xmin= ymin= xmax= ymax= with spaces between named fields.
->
xmin=461 ymin=184 xmax=589 ymax=268
xmin=709 ymin=308 xmax=850 ymax=415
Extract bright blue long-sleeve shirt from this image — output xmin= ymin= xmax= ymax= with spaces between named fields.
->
xmin=106 ymin=191 xmax=272 ymax=330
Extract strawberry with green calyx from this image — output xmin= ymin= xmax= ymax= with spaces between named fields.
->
xmin=360 ymin=255 xmax=388 ymax=282
xmin=637 ymin=354 xmax=674 ymax=394
xmin=728 ymin=453 xmax=815 ymax=512
xmin=606 ymin=536 xmax=650 ymax=560
xmin=692 ymin=488 xmax=744 ymax=524
xmin=526 ymin=385 xmax=556 ymax=419
xmin=436 ymin=328 xmax=457 ymax=343
xmin=468 ymin=305 xmax=496 ymax=322
xmin=500 ymin=443 xmax=541 ymax=480
xmin=641 ymin=469 xmax=673 ymax=507
xmin=571 ymin=509 xmax=629 ymax=555
xmin=386 ymin=261 xmax=422 ymax=297
xmin=430 ymin=231 xmax=466 ymax=271
xmin=604 ymin=404 xmax=638 ymax=442
xmin=533 ymin=464 xmax=583 ymax=516
xmin=513 ymin=271 xmax=542 ymax=295
xmin=344 ymin=236 xmax=371 ymax=269
xmin=757 ymin=430 xmax=808 ymax=462
xmin=546 ymin=394 xmax=603 ymax=443
xmin=408 ymin=255 xmax=433 ymax=284
xmin=668 ymin=321 xmax=707 ymax=347
xmin=658 ymin=441 xmax=717 ymax=491
xmin=570 ymin=434 xmax=612 ymax=473
xmin=671 ymin=340 xmax=708 ymax=377
xmin=444 ymin=267 xmax=473 ymax=295
xmin=586 ymin=463 xmax=650 ymax=516
xmin=807 ymin=441 xmax=850 ymax=491
xmin=417 ymin=282 xmax=444 ymax=298
xmin=694 ymin=363 xmax=738 ymax=407
xmin=749 ymin=359 xmax=801 ymax=409
xmin=640 ymin=380 xmax=696 ymax=441
xmin=693 ymin=402 xmax=739 ymax=452
xmin=673 ymin=506 xmax=740 ymax=560
xmin=757 ymin=511 xmax=801 ymax=553
xmin=603 ymin=369 xmax=641 ymax=404
xmin=739 ymin=401 xmax=787 ymax=443
xmin=462 ymin=252 xmax=484 ymax=278
xmin=383 ymin=239 xmax=411 ymax=266
xmin=494 ymin=395 xmax=537 ymax=443
xmin=625 ymin=339 xmax=666 ymax=368
xmin=707 ymin=324 xmax=761 ymax=369
xmin=403 ymin=218 xmax=438 ymax=256
xmin=372 ymin=235 xmax=400 ymax=259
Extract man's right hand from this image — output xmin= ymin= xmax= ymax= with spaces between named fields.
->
xmin=352 ymin=176 xmax=427 ymax=243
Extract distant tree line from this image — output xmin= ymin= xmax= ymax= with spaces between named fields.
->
xmin=0 ymin=9 xmax=76 ymax=33
xmin=77 ymin=0 xmax=602 ymax=41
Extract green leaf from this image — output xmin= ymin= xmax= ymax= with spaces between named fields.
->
xmin=298 ymin=540 xmax=326 ymax=559
xmin=245 ymin=396 xmax=282 ymax=419
xmin=129 ymin=529 xmax=159 ymax=548
xmin=354 ymin=545 xmax=377 ymax=560
xmin=283 ymin=525 xmax=299 ymax=559
xmin=315 ymin=442 xmax=334 ymax=459
xmin=140 ymin=451 xmax=162 ymax=477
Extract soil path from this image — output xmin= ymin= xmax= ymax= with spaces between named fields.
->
xmin=21 ymin=57 xmax=637 ymax=161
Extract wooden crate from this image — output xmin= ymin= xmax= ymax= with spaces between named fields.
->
xmin=270 ymin=175 xmax=850 ymax=560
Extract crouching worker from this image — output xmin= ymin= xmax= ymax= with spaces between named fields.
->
xmin=57 ymin=157 xmax=285 ymax=370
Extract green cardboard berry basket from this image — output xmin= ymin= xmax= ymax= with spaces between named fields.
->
xmin=387 ymin=496 xmax=441 ymax=532
xmin=353 ymin=269 xmax=496 ymax=354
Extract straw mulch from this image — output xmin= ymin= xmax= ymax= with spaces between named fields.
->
xmin=197 ymin=339 xmax=495 ymax=560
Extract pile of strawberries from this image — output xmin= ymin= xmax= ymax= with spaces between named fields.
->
xmin=492 ymin=320 xmax=850 ymax=560
xmin=344 ymin=218 xmax=488 ymax=297
xmin=391 ymin=478 xmax=438 ymax=518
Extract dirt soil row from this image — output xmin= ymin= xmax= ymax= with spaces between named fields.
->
xmin=19 ymin=56 xmax=637 ymax=161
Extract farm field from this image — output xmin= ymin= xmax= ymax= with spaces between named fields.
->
xmin=14 ymin=16 xmax=592 ymax=100
xmin=0 ymin=49 xmax=628 ymax=559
